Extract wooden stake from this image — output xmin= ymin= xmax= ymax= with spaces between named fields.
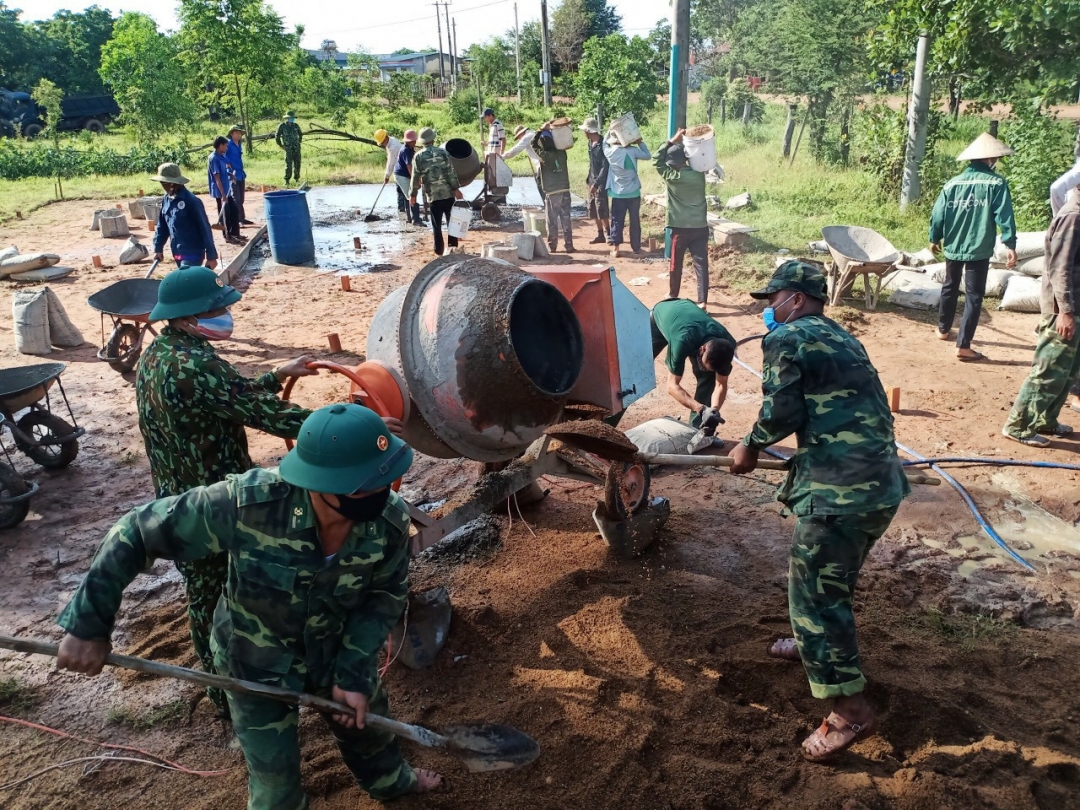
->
xmin=327 ymin=333 xmax=343 ymax=353
xmin=353 ymin=236 xmax=362 ymax=250
xmin=887 ymin=387 xmax=901 ymax=413
xmin=91 ymin=255 xmax=103 ymax=268
xmin=340 ymin=275 xmax=352 ymax=292
xmin=15 ymin=211 xmax=22 ymax=219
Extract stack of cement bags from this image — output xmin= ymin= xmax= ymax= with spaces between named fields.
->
xmin=994 ymin=231 xmax=1046 ymax=313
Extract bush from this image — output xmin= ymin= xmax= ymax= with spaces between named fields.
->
xmin=726 ymin=78 xmax=765 ymax=123
xmin=1001 ymin=103 xmax=1075 ymax=230
xmin=853 ymin=102 xmax=946 ymax=204
xmin=0 ymin=140 xmax=191 ymax=181
xmin=447 ymin=88 xmax=481 ymax=126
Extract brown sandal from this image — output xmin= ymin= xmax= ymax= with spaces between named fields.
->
xmin=801 ymin=712 xmax=877 ymax=762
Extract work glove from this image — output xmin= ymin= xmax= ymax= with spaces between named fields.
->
xmin=699 ymin=406 xmax=724 ymax=437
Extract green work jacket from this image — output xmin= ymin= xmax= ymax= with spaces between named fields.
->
xmin=929 ymin=163 xmax=1017 ymax=261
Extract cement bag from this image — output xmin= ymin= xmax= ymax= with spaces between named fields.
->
xmin=905 ymin=247 xmax=938 ymax=267
xmin=1017 ymin=255 xmax=1045 ymax=277
xmin=12 ymin=289 xmax=51 ymax=355
xmin=625 ymin=417 xmax=703 ymax=456
xmin=928 ymin=262 xmax=949 ymax=283
xmin=118 ymin=236 xmax=150 ymax=265
xmin=0 ymin=245 xmax=18 ymax=263
xmin=994 ymin=232 xmax=1045 ymax=263
xmin=984 ymin=269 xmax=1015 ymax=298
xmin=0 ymin=252 xmax=60 ymax=278
xmin=886 ymin=269 xmax=942 ymax=310
xmin=998 ymin=275 xmax=1041 ymax=313
xmin=44 ymin=287 xmax=83 ymax=347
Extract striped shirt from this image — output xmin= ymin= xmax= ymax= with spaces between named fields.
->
xmin=487 ymin=119 xmax=505 ymax=155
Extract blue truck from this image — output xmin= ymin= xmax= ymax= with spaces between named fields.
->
xmin=0 ymin=89 xmax=121 ymax=138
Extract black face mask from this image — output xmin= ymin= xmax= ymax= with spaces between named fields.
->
xmin=328 ymin=488 xmax=391 ymax=523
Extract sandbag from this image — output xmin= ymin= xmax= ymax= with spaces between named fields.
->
xmin=625 ymin=417 xmax=704 ymax=456
xmin=930 ymin=264 xmax=1014 ymax=297
xmin=0 ymin=252 xmax=60 ymax=278
xmin=44 ymin=287 xmax=83 ymax=347
xmin=12 ymin=289 xmax=51 ymax=355
xmin=118 ymin=236 xmax=150 ymax=265
xmin=998 ymin=275 xmax=1041 ymax=313
xmin=10 ymin=265 xmax=74 ymax=282
xmin=1017 ymin=255 xmax=1045 ymax=277
xmin=885 ymin=269 xmax=942 ymax=310
xmin=928 ymin=262 xmax=949 ymax=282
xmin=0 ymin=245 xmax=18 ymax=263
xmin=994 ymin=232 xmax=1045 ymax=263
xmin=904 ymin=247 xmax=938 ymax=267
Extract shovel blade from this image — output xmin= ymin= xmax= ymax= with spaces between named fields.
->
xmin=443 ymin=723 xmax=541 ymax=772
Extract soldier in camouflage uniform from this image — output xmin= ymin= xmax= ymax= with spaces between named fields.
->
xmin=409 ymin=127 xmax=463 ymax=256
xmin=1002 ymin=190 xmax=1080 ymax=447
xmin=137 ymin=266 xmax=316 ymax=715
xmin=56 ymin=404 xmax=443 ymax=807
xmin=730 ymin=261 xmax=910 ymax=762
xmin=275 ymin=110 xmax=303 ymax=185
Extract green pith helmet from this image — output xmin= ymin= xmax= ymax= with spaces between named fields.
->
xmin=279 ymin=404 xmax=413 ymax=494
xmin=749 ymin=260 xmax=829 ymax=303
xmin=285 ymin=110 xmax=296 ymax=118
xmin=149 ymin=266 xmax=242 ymax=321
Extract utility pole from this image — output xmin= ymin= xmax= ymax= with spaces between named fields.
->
xmin=443 ymin=2 xmax=453 ymax=88
xmin=514 ymin=2 xmax=522 ymax=104
xmin=539 ymin=0 xmax=552 ymax=107
xmin=452 ymin=18 xmax=459 ymax=85
xmin=668 ymin=0 xmax=690 ymax=137
xmin=433 ymin=4 xmax=445 ymax=83
xmin=900 ymin=33 xmax=930 ymax=211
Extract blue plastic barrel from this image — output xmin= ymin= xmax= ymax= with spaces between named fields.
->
xmin=263 ymin=190 xmax=315 ymax=265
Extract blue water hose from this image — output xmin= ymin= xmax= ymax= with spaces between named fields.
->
xmin=902 ymin=457 xmax=1080 ymax=472
xmin=732 ymin=333 xmax=1039 ymax=572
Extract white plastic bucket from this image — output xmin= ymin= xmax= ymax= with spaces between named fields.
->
xmin=448 ymin=204 xmax=472 ymax=239
xmin=610 ymin=112 xmax=641 ymax=147
xmin=684 ymin=125 xmax=717 ymax=173
xmin=550 ymin=125 xmax=574 ymax=151
xmin=513 ymin=231 xmax=536 ymax=261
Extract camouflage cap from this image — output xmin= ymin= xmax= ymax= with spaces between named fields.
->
xmin=749 ymin=260 xmax=828 ymax=302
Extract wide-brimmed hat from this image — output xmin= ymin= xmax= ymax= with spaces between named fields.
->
xmin=749 ymin=260 xmax=828 ymax=303
xmin=418 ymin=127 xmax=436 ymax=145
xmin=284 ymin=109 xmax=296 ymax=118
xmin=513 ymin=125 xmax=528 ymax=140
xmin=228 ymin=124 xmax=245 ymax=135
xmin=149 ymin=266 xmax=242 ymax=321
xmin=280 ymin=404 xmax=413 ymax=495
xmin=605 ymin=130 xmax=620 ymax=145
xmin=403 ymin=129 xmax=418 ymax=143
xmin=956 ymin=132 xmax=1015 ymax=162
xmin=579 ymin=117 xmax=600 ymax=134
xmin=150 ymin=162 xmax=190 ymax=184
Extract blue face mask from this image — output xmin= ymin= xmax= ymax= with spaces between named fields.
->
xmin=762 ymin=294 xmax=796 ymax=331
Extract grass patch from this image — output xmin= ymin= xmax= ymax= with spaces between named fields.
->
xmin=919 ymin=608 xmax=1019 ymax=648
xmin=107 ymin=698 xmax=187 ymax=729
xmin=0 ymin=677 xmax=37 ymax=714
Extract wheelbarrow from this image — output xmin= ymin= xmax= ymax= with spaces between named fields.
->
xmin=86 ymin=260 xmax=161 ymax=373
xmin=820 ymin=225 xmax=901 ymax=309
xmin=0 ymin=362 xmax=83 ymax=469
xmin=468 ymin=154 xmax=511 ymax=222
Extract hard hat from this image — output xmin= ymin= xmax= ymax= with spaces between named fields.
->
xmin=374 ymin=128 xmax=388 ymax=145
xmin=279 ymin=404 xmax=413 ymax=494
xmin=149 ymin=266 xmax=241 ymax=321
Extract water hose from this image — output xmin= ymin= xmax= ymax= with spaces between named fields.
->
xmin=732 ymin=334 xmax=1039 ymax=572
xmin=902 ymin=457 xmax=1080 ymax=472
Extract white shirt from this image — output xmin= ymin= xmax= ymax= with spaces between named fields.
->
xmin=383 ymin=136 xmax=403 ymax=180
xmin=504 ymin=130 xmax=540 ymax=174
xmin=1050 ymin=158 xmax=1080 ymax=216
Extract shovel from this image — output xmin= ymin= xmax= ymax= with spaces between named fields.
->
xmin=364 ymin=179 xmax=389 ymax=222
xmin=0 ymin=634 xmax=539 ymax=773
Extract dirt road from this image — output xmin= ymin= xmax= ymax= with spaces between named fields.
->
xmin=0 ymin=196 xmax=1078 ymax=809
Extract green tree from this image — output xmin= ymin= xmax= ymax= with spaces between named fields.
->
xmin=550 ymin=0 xmax=621 ymax=73
xmin=0 ymin=3 xmax=47 ymax=90
xmin=466 ymin=38 xmax=517 ymax=97
xmin=33 ymin=7 xmax=114 ymax=95
xmin=31 ymin=77 xmax=62 ymax=146
xmin=178 ymin=0 xmax=299 ymax=151
xmin=100 ymin=13 xmax=197 ymax=142
xmin=574 ymin=35 xmax=664 ymax=125
xmin=646 ymin=19 xmax=671 ymax=72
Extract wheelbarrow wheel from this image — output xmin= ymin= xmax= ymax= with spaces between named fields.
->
xmin=0 ymin=463 xmax=30 ymax=529
xmin=106 ymin=324 xmax=142 ymax=373
xmin=14 ymin=411 xmax=79 ymax=468
xmin=604 ymin=460 xmax=651 ymax=520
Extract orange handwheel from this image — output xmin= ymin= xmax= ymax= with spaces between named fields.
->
xmin=282 ymin=360 xmax=410 ymax=491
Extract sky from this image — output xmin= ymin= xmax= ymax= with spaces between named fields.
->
xmin=13 ymin=0 xmax=668 ymax=55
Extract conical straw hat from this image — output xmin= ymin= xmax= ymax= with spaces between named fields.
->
xmin=956 ymin=132 xmax=1015 ymax=161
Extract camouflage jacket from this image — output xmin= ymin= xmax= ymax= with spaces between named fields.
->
xmin=57 ymin=468 xmax=411 ymax=697
xmin=275 ymin=121 xmax=303 ymax=151
xmin=743 ymin=314 xmax=910 ymax=515
xmin=136 ymin=327 xmax=310 ymax=498
xmin=408 ymin=145 xmax=460 ymax=202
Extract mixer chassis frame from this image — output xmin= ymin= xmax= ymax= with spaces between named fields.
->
xmin=405 ymin=435 xmax=644 ymax=556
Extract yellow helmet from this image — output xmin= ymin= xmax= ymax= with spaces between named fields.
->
xmin=374 ymin=129 xmax=388 ymax=145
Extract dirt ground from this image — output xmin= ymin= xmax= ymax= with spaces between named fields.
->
xmin=0 ymin=192 xmax=1079 ymax=810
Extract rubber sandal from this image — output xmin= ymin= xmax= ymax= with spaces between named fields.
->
xmin=1001 ymin=428 xmax=1051 ymax=448
xmin=802 ymin=714 xmax=877 ymax=762
xmin=1071 ymin=403 xmax=1080 ymax=414
xmin=766 ymin=638 xmax=801 ymax=662
xmin=956 ymin=351 xmax=986 ymax=362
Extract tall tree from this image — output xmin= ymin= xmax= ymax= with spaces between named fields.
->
xmin=100 ymin=12 xmax=197 ymax=142
xmin=466 ymin=38 xmax=517 ymax=97
xmin=646 ymin=18 xmax=671 ymax=72
xmin=575 ymin=35 xmax=664 ymax=124
xmin=33 ymin=7 xmax=114 ymax=95
xmin=178 ymin=0 xmax=299 ymax=148
xmin=550 ymin=0 xmax=593 ymax=73
xmin=0 ymin=3 xmax=47 ymax=90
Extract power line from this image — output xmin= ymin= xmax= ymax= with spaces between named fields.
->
xmin=305 ymin=0 xmax=514 ymax=39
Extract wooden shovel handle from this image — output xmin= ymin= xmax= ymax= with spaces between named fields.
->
xmin=638 ymin=453 xmax=939 ymax=486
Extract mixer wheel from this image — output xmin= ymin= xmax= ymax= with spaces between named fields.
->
xmin=603 ymin=460 xmax=651 ymax=520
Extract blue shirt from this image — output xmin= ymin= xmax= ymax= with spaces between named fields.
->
xmin=394 ymin=144 xmax=414 ymax=178
xmin=225 ymin=139 xmax=246 ymax=182
xmin=208 ymin=151 xmax=231 ymax=199
xmin=153 ymin=186 xmax=219 ymax=262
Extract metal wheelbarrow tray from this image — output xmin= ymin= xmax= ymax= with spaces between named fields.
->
xmin=820 ymin=225 xmax=901 ymax=309
xmin=0 ymin=362 xmax=84 ymax=470
xmin=86 ymin=277 xmax=161 ymax=373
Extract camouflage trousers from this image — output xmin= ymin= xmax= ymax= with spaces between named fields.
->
xmin=789 ymin=506 xmax=898 ymax=699
xmin=212 ymin=657 xmax=417 ymax=809
xmin=284 ymin=148 xmax=301 ymax=183
xmin=1003 ymin=315 xmax=1080 ymax=439
xmin=175 ymin=554 xmax=230 ymax=716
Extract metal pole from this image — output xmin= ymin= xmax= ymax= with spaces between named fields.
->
xmin=782 ymin=103 xmax=797 ymax=157
xmin=900 ymin=33 xmax=930 ymax=211
xmin=476 ymin=68 xmax=484 ymax=148
xmin=434 ymin=4 xmax=445 ymax=83
xmin=514 ymin=2 xmax=522 ymax=104
xmin=444 ymin=3 xmax=453 ymax=91
xmin=453 ymin=19 xmax=459 ymax=84
xmin=540 ymin=0 xmax=552 ymax=108
xmin=667 ymin=0 xmax=690 ymax=137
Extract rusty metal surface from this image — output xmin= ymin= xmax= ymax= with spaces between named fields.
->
xmin=544 ymin=420 xmax=639 ymax=462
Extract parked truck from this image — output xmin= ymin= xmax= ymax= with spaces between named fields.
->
xmin=0 ymin=89 xmax=121 ymax=138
